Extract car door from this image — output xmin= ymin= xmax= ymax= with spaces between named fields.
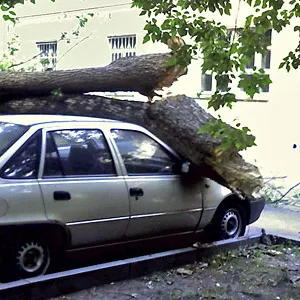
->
xmin=38 ymin=127 xmax=129 ymax=248
xmin=111 ymin=128 xmax=203 ymax=238
xmin=0 ymin=130 xmax=47 ymax=223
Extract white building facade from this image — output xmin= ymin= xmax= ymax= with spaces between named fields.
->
xmin=1 ymin=0 xmax=300 ymax=185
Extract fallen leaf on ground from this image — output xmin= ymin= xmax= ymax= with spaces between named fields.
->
xmin=177 ymin=268 xmax=193 ymax=276
xmin=264 ymin=250 xmax=282 ymax=256
xmin=146 ymin=281 xmax=154 ymax=289
xmin=198 ymin=262 xmax=208 ymax=269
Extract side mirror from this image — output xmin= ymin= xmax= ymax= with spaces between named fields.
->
xmin=181 ymin=161 xmax=190 ymax=173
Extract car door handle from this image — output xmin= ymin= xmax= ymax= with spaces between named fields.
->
xmin=53 ymin=191 xmax=71 ymax=201
xmin=129 ymin=188 xmax=144 ymax=198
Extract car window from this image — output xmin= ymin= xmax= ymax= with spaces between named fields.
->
xmin=1 ymin=131 xmax=41 ymax=179
xmin=111 ymin=129 xmax=180 ymax=175
xmin=0 ymin=122 xmax=28 ymax=157
xmin=43 ymin=129 xmax=116 ymax=177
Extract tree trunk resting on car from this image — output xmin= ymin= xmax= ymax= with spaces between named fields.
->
xmin=0 ymin=94 xmax=262 ymax=196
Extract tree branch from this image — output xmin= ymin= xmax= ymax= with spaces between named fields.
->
xmin=273 ymin=182 xmax=300 ymax=204
xmin=54 ymin=32 xmax=93 ymax=68
xmin=8 ymin=52 xmax=42 ymax=69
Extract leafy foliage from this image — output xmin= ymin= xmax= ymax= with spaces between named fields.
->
xmin=279 ymin=26 xmax=300 ymax=71
xmin=0 ymin=34 xmax=20 ymax=71
xmin=133 ymin=0 xmax=298 ymax=98
xmin=198 ymin=118 xmax=256 ymax=151
xmin=133 ymin=0 xmax=299 ymax=151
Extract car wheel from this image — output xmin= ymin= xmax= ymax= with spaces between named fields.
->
xmin=12 ymin=239 xmax=51 ymax=278
xmin=213 ymin=205 xmax=246 ymax=240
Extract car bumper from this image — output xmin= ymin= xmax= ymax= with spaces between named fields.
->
xmin=247 ymin=196 xmax=266 ymax=224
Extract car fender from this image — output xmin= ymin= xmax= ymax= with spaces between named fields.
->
xmin=197 ymin=178 xmax=239 ymax=229
xmin=0 ymin=221 xmax=70 ymax=251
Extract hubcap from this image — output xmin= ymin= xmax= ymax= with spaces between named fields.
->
xmin=17 ymin=242 xmax=45 ymax=273
xmin=221 ymin=209 xmax=241 ymax=238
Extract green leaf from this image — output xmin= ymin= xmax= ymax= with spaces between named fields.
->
xmin=197 ymin=118 xmax=256 ymax=151
xmin=164 ymin=55 xmax=177 ymax=67
xmin=279 ymin=62 xmax=285 ymax=69
xmin=1 ymin=5 xmax=9 ymax=11
xmin=143 ymin=34 xmax=150 ymax=43
xmin=245 ymin=15 xmax=253 ymax=27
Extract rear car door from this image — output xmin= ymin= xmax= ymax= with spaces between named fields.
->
xmin=111 ymin=128 xmax=203 ymax=238
xmin=0 ymin=130 xmax=46 ymax=223
xmin=38 ymin=126 xmax=129 ymax=248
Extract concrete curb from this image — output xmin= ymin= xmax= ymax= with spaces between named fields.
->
xmin=0 ymin=234 xmax=264 ymax=300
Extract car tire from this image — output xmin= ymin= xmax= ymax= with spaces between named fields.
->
xmin=11 ymin=239 xmax=51 ymax=279
xmin=212 ymin=204 xmax=246 ymax=241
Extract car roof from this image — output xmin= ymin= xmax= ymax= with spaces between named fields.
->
xmin=0 ymin=114 xmax=119 ymax=126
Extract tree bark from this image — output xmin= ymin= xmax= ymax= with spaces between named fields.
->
xmin=0 ymin=53 xmax=185 ymax=100
xmin=0 ymin=94 xmax=262 ymax=196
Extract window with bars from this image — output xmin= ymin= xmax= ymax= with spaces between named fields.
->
xmin=238 ymin=29 xmax=272 ymax=93
xmin=36 ymin=41 xmax=57 ymax=70
xmin=108 ymin=35 xmax=136 ymax=62
xmin=200 ymin=29 xmax=272 ymax=96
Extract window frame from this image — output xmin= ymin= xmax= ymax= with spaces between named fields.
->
xmin=110 ymin=129 xmax=182 ymax=177
xmin=41 ymin=128 xmax=117 ymax=178
xmin=201 ymin=73 xmax=213 ymax=92
xmin=36 ymin=41 xmax=58 ymax=71
xmin=240 ymin=29 xmax=272 ymax=94
xmin=108 ymin=35 xmax=137 ymax=62
xmin=199 ymin=28 xmax=272 ymax=98
xmin=43 ymin=131 xmax=65 ymax=177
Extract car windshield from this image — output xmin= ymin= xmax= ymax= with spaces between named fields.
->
xmin=0 ymin=122 xmax=28 ymax=156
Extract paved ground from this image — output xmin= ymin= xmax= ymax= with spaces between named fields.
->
xmin=247 ymin=203 xmax=300 ymax=240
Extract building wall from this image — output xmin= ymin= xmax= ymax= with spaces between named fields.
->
xmin=12 ymin=0 xmax=152 ymax=69
xmin=4 ymin=0 xmax=300 ymax=182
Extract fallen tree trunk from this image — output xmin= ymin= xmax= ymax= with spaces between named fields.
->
xmin=0 ymin=53 xmax=185 ymax=100
xmin=0 ymin=94 xmax=262 ymax=195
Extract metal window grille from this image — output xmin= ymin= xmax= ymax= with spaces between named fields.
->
xmin=108 ymin=35 xmax=136 ymax=62
xmin=36 ymin=41 xmax=57 ymax=70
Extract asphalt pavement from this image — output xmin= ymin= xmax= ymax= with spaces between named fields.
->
xmin=247 ymin=204 xmax=300 ymax=240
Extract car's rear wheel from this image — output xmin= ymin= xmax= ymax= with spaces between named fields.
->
xmin=12 ymin=239 xmax=51 ymax=279
xmin=212 ymin=204 xmax=246 ymax=240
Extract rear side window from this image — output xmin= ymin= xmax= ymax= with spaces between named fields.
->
xmin=43 ymin=129 xmax=116 ymax=177
xmin=0 ymin=122 xmax=28 ymax=156
xmin=111 ymin=129 xmax=180 ymax=175
xmin=1 ymin=131 xmax=41 ymax=179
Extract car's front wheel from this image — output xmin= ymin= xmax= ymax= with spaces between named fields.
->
xmin=12 ymin=239 xmax=51 ymax=279
xmin=212 ymin=204 xmax=246 ymax=240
